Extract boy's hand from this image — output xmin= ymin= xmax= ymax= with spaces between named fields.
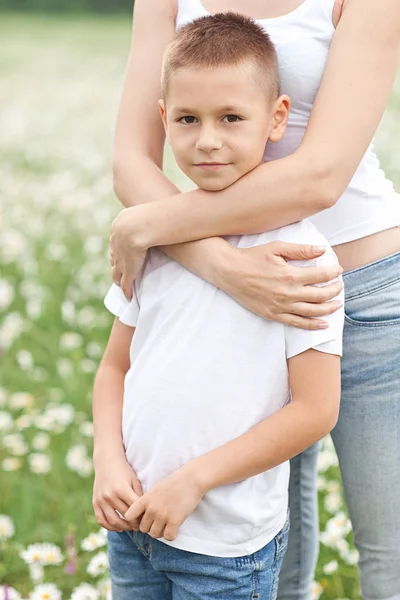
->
xmin=124 ymin=465 xmax=205 ymax=541
xmin=93 ymin=454 xmax=143 ymax=532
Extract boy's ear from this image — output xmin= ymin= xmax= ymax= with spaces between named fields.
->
xmin=269 ymin=95 xmax=290 ymax=143
xmin=159 ymin=99 xmax=168 ymax=135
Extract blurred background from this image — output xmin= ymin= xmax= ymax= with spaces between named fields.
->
xmin=0 ymin=2 xmax=399 ymax=599
xmin=0 ymin=0 xmax=132 ymax=12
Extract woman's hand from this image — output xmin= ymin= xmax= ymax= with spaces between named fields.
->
xmin=221 ymin=241 xmax=343 ymax=330
xmin=110 ymin=207 xmax=148 ymax=300
xmin=93 ymin=453 xmax=143 ymax=532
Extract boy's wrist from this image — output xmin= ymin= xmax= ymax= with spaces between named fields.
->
xmin=93 ymin=443 xmax=126 ymax=467
xmin=182 ymin=456 xmax=219 ymax=496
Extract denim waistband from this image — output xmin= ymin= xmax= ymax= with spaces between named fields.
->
xmin=342 ymin=251 xmax=400 ymax=301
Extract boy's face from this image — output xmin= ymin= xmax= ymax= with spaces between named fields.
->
xmin=159 ymin=62 xmax=289 ymax=191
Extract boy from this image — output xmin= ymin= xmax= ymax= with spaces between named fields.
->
xmin=93 ymin=13 xmax=344 ymax=599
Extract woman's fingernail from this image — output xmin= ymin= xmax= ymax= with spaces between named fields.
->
xmin=336 ymin=301 xmax=343 ymax=308
xmin=313 ymin=246 xmax=326 ymax=253
xmin=318 ymin=322 xmax=329 ymax=329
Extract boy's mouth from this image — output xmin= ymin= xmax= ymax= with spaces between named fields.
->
xmin=194 ymin=163 xmax=230 ymax=171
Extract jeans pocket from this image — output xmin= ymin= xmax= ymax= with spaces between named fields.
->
xmin=273 ymin=516 xmax=290 ymax=562
xmin=344 ymin=278 xmax=400 ymax=327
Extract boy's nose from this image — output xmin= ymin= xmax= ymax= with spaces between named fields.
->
xmin=195 ymin=126 xmax=223 ymax=153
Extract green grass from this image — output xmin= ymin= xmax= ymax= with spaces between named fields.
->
xmin=0 ymin=13 xmax=399 ymax=599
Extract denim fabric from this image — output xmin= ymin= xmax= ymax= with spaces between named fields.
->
xmin=108 ymin=518 xmax=290 ymax=600
xmin=278 ymin=251 xmax=400 ymax=600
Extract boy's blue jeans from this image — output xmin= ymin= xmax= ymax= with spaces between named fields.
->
xmin=108 ymin=518 xmax=290 ymax=600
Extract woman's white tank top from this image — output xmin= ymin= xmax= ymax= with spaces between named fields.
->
xmin=176 ymin=0 xmax=400 ymax=246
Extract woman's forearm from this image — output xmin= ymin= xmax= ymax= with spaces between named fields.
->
xmin=121 ymin=149 xmax=334 ymax=251
xmin=113 ymin=153 xmax=180 ymax=209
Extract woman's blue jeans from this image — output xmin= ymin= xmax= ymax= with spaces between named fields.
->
xmin=277 ymin=251 xmax=400 ymax=600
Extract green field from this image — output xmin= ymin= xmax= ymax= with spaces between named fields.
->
xmin=0 ymin=14 xmax=399 ymax=599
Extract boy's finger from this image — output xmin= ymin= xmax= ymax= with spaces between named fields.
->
xmin=125 ymin=498 xmax=145 ymax=522
xmin=102 ymin=504 xmax=131 ymax=531
xmin=112 ymin=497 xmax=131 ymax=518
xmin=139 ymin=511 xmax=154 ymax=534
xmin=120 ymin=487 xmax=140 ymax=508
xmin=163 ymin=523 xmax=178 ymax=542
xmin=149 ymin=519 xmax=167 ymax=539
xmin=131 ymin=477 xmax=144 ymax=497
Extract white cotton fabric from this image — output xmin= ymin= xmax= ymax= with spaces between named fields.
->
xmin=104 ymin=220 xmax=344 ymax=557
xmin=176 ymin=0 xmax=400 ymax=246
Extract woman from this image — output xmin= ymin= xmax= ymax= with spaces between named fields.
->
xmin=108 ymin=1 xmax=400 ymax=598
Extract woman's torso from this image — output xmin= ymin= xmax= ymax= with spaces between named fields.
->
xmin=175 ymin=0 xmax=400 ymax=271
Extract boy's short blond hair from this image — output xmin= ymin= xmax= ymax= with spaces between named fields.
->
xmin=161 ymin=12 xmax=280 ymax=100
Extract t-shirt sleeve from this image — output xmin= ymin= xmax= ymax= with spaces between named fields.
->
xmin=284 ymin=250 xmax=344 ymax=359
xmin=104 ymin=283 xmax=140 ymax=328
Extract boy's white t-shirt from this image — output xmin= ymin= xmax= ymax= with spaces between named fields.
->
xmin=104 ymin=219 xmax=344 ymax=558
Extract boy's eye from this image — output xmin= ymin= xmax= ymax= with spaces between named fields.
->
xmin=178 ymin=116 xmax=197 ymax=124
xmin=222 ymin=115 xmax=242 ymax=123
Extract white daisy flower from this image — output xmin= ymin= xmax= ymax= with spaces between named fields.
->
xmin=0 ymin=515 xmax=15 ymax=540
xmin=342 ymin=547 xmax=359 ymax=566
xmin=80 ymin=359 xmax=96 ymax=374
xmin=79 ymin=421 xmax=94 ymax=438
xmin=2 ymin=433 xmax=26 ymax=450
xmin=61 ymin=300 xmax=76 ymax=324
xmin=323 ymin=560 xmax=339 ymax=574
xmin=28 ymin=453 xmax=51 ymax=474
xmin=66 ymin=445 xmax=93 ymax=476
xmin=20 ymin=543 xmax=63 ymax=566
xmin=317 ymin=449 xmax=339 ymax=472
xmin=60 ymin=332 xmax=83 ymax=350
xmin=26 ymin=298 xmax=43 ymax=320
xmin=81 ymin=532 xmax=107 ymax=552
xmin=311 ymin=581 xmax=323 ymax=600
xmin=86 ymin=342 xmax=102 ymax=358
xmin=0 ymin=312 xmax=24 ymax=351
xmin=0 ymin=279 xmax=14 ymax=311
xmin=57 ymin=358 xmax=74 ymax=378
xmin=30 ymin=583 xmax=62 ymax=600
xmin=96 ymin=579 xmax=111 ymax=599
xmin=16 ymin=349 xmax=34 ymax=371
xmin=70 ymin=583 xmax=99 ymax=600
xmin=87 ymin=551 xmax=109 ymax=577
xmin=0 ymin=411 xmax=13 ymax=431
xmin=31 ymin=432 xmax=51 ymax=451
xmin=8 ymin=392 xmax=34 ymax=410
xmin=2 ymin=458 xmax=22 ymax=471
xmin=34 ymin=413 xmax=56 ymax=432
xmin=46 ymin=404 xmax=75 ymax=427
xmin=324 ymin=491 xmax=342 ymax=514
